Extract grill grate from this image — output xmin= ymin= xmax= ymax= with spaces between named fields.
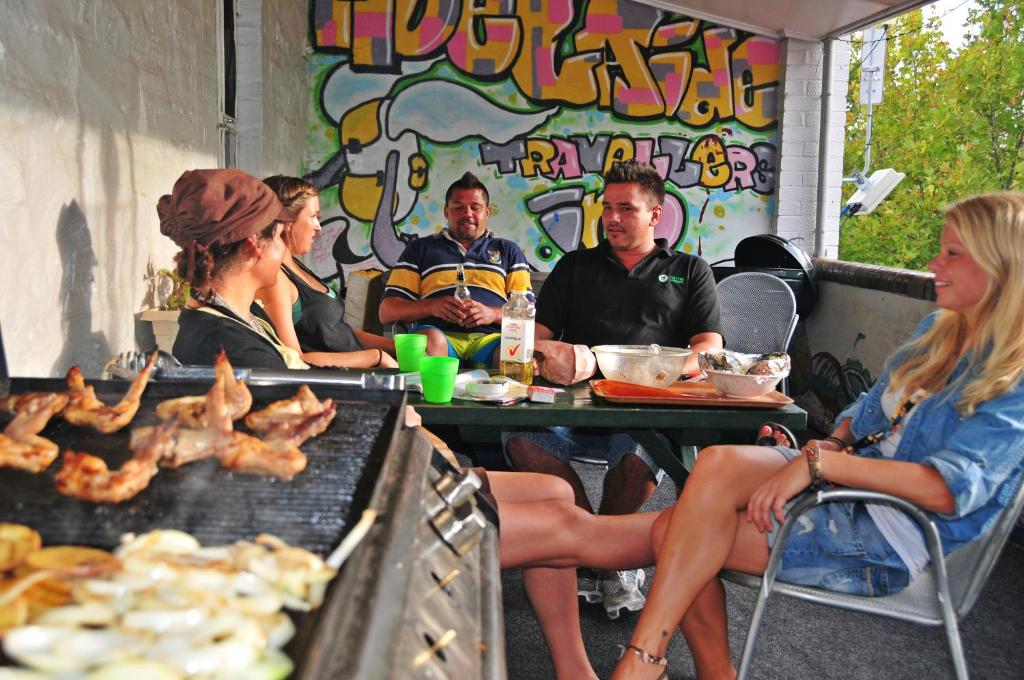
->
xmin=0 ymin=379 xmax=401 ymax=556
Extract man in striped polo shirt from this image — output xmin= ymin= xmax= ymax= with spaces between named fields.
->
xmin=380 ymin=172 xmax=534 ymax=366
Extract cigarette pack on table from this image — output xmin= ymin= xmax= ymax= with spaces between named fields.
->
xmin=528 ymin=386 xmax=557 ymax=403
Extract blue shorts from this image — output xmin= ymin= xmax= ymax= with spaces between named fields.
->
xmin=764 ymin=446 xmax=911 ymax=597
xmin=501 ymin=427 xmax=667 ymax=482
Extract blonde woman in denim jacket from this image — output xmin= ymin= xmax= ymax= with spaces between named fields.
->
xmin=614 ymin=192 xmax=1024 ymax=680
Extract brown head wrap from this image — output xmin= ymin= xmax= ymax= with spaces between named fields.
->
xmin=157 ymin=169 xmax=287 ymax=279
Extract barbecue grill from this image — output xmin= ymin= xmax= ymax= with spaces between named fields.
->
xmin=0 ymin=368 xmax=504 ymax=678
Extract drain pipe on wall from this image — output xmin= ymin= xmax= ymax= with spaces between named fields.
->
xmin=813 ymin=37 xmax=834 ymax=258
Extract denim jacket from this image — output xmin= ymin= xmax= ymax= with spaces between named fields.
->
xmin=836 ymin=312 xmax=1024 ymax=553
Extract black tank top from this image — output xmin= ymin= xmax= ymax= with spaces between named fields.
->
xmin=282 ymin=260 xmax=363 ymax=353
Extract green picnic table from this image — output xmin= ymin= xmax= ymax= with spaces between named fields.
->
xmin=411 ymin=380 xmax=807 ymax=485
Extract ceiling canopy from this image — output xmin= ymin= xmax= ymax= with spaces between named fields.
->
xmin=639 ymin=0 xmax=938 ymax=40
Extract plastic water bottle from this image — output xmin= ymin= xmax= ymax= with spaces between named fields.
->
xmin=499 ymin=287 xmax=535 ymax=384
xmin=454 ymin=263 xmax=473 ymax=305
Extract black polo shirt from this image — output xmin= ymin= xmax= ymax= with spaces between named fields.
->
xmin=536 ymin=239 xmax=721 ymax=347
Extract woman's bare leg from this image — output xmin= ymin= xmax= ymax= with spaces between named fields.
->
xmin=612 ymin=444 xmax=788 ymax=680
xmin=520 ymin=565 xmax=598 ymax=680
xmin=488 ymin=471 xmax=659 ymax=679
xmin=649 ymin=511 xmax=734 ymax=679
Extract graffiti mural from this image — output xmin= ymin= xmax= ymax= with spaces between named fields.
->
xmin=304 ymin=0 xmax=781 ymax=275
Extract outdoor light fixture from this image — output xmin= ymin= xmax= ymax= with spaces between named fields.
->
xmin=840 ymin=26 xmax=906 ymax=219
xmin=843 ymin=168 xmax=906 ymax=216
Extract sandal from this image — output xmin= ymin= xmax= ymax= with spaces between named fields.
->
xmin=618 ymin=644 xmax=669 ymax=680
xmin=756 ymin=421 xmax=798 ymax=449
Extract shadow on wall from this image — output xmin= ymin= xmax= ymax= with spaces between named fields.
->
xmin=51 ymin=201 xmax=111 ymax=378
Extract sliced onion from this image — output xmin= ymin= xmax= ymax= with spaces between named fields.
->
xmin=3 ymin=627 xmax=81 ymax=673
xmin=117 ymin=530 xmax=200 ymax=558
xmin=76 ymin=578 xmax=132 ymax=599
xmin=0 ymin=668 xmax=54 ymax=679
xmin=51 ymin=629 xmax=144 ymax=667
xmin=122 ymin=607 xmax=206 ymax=634
xmin=214 ymin=648 xmax=294 ymax=680
xmin=263 ymin=613 xmax=295 ymax=650
xmin=86 ymin=659 xmax=183 ymax=680
xmin=3 ymin=626 xmax=140 ymax=673
xmin=160 ymin=620 xmax=263 ymax=676
xmin=35 ymin=601 xmax=117 ymax=627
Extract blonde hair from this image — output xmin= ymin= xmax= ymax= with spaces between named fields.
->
xmin=262 ymin=175 xmax=318 ymax=252
xmin=889 ymin=192 xmax=1024 ymax=414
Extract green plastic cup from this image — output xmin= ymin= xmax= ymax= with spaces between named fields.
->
xmin=419 ymin=356 xmax=460 ymax=403
xmin=394 ymin=333 xmax=428 ymax=372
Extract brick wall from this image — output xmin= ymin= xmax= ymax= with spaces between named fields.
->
xmin=773 ymin=39 xmax=851 ymax=259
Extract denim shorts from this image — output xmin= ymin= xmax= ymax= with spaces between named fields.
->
xmin=765 ymin=447 xmax=911 ymax=597
xmin=501 ymin=427 xmax=667 ymax=482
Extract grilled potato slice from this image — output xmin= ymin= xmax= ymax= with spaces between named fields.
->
xmin=0 ymin=524 xmax=42 ymax=572
xmin=0 ymin=581 xmax=29 ymax=635
xmin=24 ymin=546 xmax=115 ymax=573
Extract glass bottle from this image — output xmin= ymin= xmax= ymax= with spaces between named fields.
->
xmin=454 ymin=263 xmax=472 ymax=305
xmin=499 ymin=287 xmax=535 ymax=384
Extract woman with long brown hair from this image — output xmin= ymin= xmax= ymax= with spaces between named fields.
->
xmin=256 ymin=175 xmax=396 ymax=369
xmin=614 ymin=192 xmax=1024 ymax=679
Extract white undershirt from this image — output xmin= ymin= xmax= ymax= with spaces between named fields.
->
xmin=864 ymin=388 xmax=930 ymax=576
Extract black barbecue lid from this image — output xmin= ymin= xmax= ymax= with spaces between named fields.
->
xmin=735 ymin=234 xmax=812 ymax=270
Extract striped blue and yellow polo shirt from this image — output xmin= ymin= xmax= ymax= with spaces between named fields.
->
xmin=383 ymin=230 xmax=533 ymax=334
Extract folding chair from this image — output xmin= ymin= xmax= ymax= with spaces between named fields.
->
xmin=723 ymin=474 xmax=1024 ymax=680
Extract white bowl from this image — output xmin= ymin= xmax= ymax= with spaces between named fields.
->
xmin=704 ymin=370 xmax=784 ymax=399
xmin=591 ymin=345 xmax=693 ymax=388
xmin=466 ymin=379 xmax=510 ymax=399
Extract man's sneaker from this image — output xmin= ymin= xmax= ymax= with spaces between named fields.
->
xmin=602 ymin=569 xmax=646 ymax=620
xmin=577 ymin=569 xmax=604 ymax=604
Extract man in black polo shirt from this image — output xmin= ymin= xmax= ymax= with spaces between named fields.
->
xmin=503 ymin=160 xmax=723 ymax=619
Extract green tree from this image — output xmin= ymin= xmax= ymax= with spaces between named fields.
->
xmin=840 ymin=1 xmax=1024 ymax=270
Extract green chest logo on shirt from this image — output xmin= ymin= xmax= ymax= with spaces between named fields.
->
xmin=657 ymin=274 xmax=686 ymax=284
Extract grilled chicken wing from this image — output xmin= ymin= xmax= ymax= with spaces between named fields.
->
xmin=155 ymin=350 xmax=252 ymax=427
xmin=244 ymin=385 xmax=336 ymax=444
xmin=55 ymin=419 xmax=178 ymax=503
xmin=62 ymin=352 xmax=157 ymax=433
xmin=0 ymin=391 xmax=68 ymax=415
xmin=216 ymin=431 xmax=309 ymax=480
xmin=207 ymin=382 xmax=313 ymax=480
xmin=0 ymin=393 xmax=69 ymax=472
xmin=137 ymin=374 xmax=315 ymax=479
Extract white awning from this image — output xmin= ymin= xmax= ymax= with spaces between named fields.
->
xmin=639 ymin=0 xmax=938 ymax=40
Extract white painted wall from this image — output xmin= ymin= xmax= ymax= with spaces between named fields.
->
xmin=774 ymin=39 xmax=850 ymax=258
xmin=0 ymin=0 xmax=308 ymax=378
xmin=235 ymin=0 xmax=309 ymax=176
xmin=256 ymin=0 xmax=309 ymax=176
xmin=807 ymin=281 xmax=935 ymax=380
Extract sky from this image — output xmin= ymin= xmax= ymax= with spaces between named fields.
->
xmin=926 ymin=0 xmax=978 ymax=49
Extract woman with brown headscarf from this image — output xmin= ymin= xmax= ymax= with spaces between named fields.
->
xmin=158 ymin=168 xmax=307 ymax=369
